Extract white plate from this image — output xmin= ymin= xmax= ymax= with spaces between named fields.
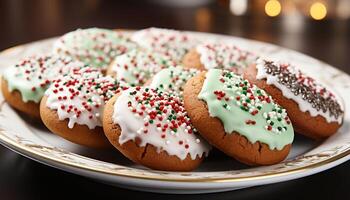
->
xmin=0 ymin=32 xmax=349 ymax=194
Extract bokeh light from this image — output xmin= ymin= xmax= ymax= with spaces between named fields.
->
xmin=265 ymin=0 xmax=281 ymax=17
xmin=310 ymin=2 xmax=327 ymax=20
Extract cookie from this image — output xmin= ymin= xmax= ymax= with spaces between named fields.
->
xmin=1 ymin=55 xmax=85 ymax=118
xmin=182 ymin=42 xmax=257 ymax=74
xmin=183 ymin=69 xmax=294 ymax=166
xmin=103 ymin=87 xmax=210 ymax=171
xmin=106 ymin=49 xmax=175 ymax=86
xmin=40 ymin=67 xmax=128 ymax=148
xmin=53 ymin=28 xmax=136 ymax=72
xmin=131 ymin=27 xmax=199 ymax=63
xmin=243 ymin=59 xmax=344 ymax=139
xmin=149 ymin=66 xmax=200 ymax=97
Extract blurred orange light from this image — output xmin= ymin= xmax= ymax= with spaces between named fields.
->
xmin=310 ymin=2 xmax=327 ymax=20
xmin=265 ymin=0 xmax=281 ymax=17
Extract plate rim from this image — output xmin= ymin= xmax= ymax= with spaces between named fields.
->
xmin=0 ymin=33 xmax=350 ymax=184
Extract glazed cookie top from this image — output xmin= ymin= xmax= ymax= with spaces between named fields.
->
xmin=255 ymin=58 xmax=344 ymax=124
xmin=53 ymin=28 xmax=136 ymax=70
xmin=3 ymin=55 xmax=86 ymax=103
xmin=131 ymin=27 xmax=199 ymax=63
xmin=196 ymin=42 xmax=257 ymax=73
xmin=45 ymin=67 xmax=129 ymax=129
xmin=113 ymin=87 xmax=211 ymax=160
xmin=110 ymin=49 xmax=175 ymax=86
xmin=198 ymin=69 xmax=294 ymax=150
xmin=150 ymin=66 xmax=200 ymax=96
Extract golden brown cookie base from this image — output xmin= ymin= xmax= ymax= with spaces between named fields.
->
xmin=183 ymin=72 xmax=291 ymax=166
xmin=1 ymin=78 xmax=41 ymax=119
xmin=182 ymin=49 xmax=205 ymax=70
xmin=40 ymin=96 xmax=111 ymax=149
xmin=102 ymin=94 xmax=204 ymax=171
xmin=243 ymin=64 xmax=341 ymax=140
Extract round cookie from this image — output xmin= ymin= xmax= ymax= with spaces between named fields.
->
xmin=182 ymin=42 xmax=257 ymax=74
xmin=243 ymin=59 xmax=344 ymax=139
xmin=53 ymin=28 xmax=136 ymax=72
xmin=106 ymin=49 xmax=175 ymax=86
xmin=131 ymin=27 xmax=199 ymax=63
xmin=40 ymin=67 xmax=128 ymax=148
xmin=103 ymin=87 xmax=210 ymax=171
xmin=1 ymin=55 xmax=85 ymax=118
xmin=149 ymin=66 xmax=200 ymax=97
xmin=183 ymin=69 xmax=294 ymax=166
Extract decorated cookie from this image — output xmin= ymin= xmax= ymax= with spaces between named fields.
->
xmin=243 ymin=59 xmax=344 ymax=139
xmin=182 ymin=42 xmax=257 ymax=74
xmin=107 ymin=49 xmax=175 ymax=86
xmin=183 ymin=69 xmax=294 ymax=165
xmin=149 ymin=66 xmax=200 ymax=96
xmin=40 ymin=67 xmax=128 ymax=148
xmin=1 ymin=54 xmax=86 ymax=118
xmin=53 ymin=28 xmax=136 ymax=72
xmin=103 ymin=87 xmax=210 ymax=171
xmin=131 ymin=27 xmax=199 ymax=63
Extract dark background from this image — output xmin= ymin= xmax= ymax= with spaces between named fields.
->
xmin=0 ymin=0 xmax=350 ymax=199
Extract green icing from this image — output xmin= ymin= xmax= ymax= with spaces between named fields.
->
xmin=3 ymin=67 xmax=46 ymax=103
xmin=198 ymin=69 xmax=294 ymax=150
xmin=55 ymin=28 xmax=136 ymax=69
xmin=113 ymin=49 xmax=173 ymax=86
xmin=150 ymin=66 xmax=199 ymax=96
xmin=3 ymin=55 xmax=84 ymax=103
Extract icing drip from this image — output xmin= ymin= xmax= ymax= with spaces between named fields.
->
xmin=131 ymin=27 xmax=199 ymax=63
xmin=113 ymin=87 xmax=211 ymax=160
xmin=150 ymin=66 xmax=200 ymax=97
xmin=111 ymin=49 xmax=175 ymax=86
xmin=196 ymin=42 xmax=257 ymax=74
xmin=53 ymin=28 xmax=136 ymax=70
xmin=255 ymin=58 xmax=344 ymax=124
xmin=198 ymin=69 xmax=294 ymax=150
xmin=3 ymin=54 xmax=86 ymax=103
xmin=45 ymin=67 xmax=129 ymax=129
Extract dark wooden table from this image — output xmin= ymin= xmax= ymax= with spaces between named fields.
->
xmin=0 ymin=1 xmax=349 ymax=199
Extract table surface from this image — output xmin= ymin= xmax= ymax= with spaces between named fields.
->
xmin=0 ymin=0 xmax=350 ymax=199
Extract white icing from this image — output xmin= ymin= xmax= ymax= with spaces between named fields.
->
xmin=131 ymin=27 xmax=199 ymax=62
xmin=45 ymin=68 xmax=125 ymax=129
xmin=112 ymin=88 xmax=210 ymax=160
xmin=255 ymin=58 xmax=343 ymax=124
xmin=196 ymin=42 xmax=257 ymax=73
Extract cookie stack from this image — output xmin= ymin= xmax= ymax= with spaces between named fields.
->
xmin=1 ymin=27 xmax=344 ymax=171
